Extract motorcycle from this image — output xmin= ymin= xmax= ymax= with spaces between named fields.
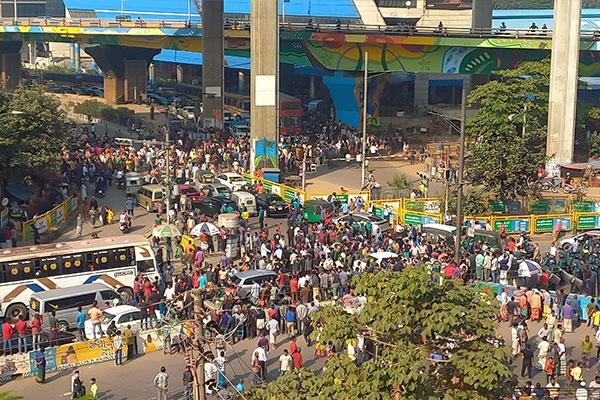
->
xmin=539 ymin=178 xmax=561 ymax=193
xmin=563 ymin=182 xmax=584 ymax=194
xmin=95 ymin=187 xmax=105 ymax=198
xmin=119 ymin=221 xmax=131 ymax=234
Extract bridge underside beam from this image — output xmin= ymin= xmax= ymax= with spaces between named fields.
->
xmin=85 ymin=45 xmax=160 ymax=105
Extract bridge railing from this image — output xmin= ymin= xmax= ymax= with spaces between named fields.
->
xmin=0 ymin=17 xmax=599 ymax=40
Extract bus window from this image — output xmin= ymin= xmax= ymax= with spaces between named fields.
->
xmin=94 ymin=251 xmax=112 ymax=271
xmin=5 ymin=261 xmax=34 ymax=282
xmin=114 ymin=247 xmax=134 ymax=267
xmin=41 ymin=257 xmax=60 ymax=277
xmin=85 ymin=252 xmax=96 ymax=271
xmin=137 ymin=260 xmax=155 ymax=274
xmin=62 ymin=254 xmax=84 ymax=274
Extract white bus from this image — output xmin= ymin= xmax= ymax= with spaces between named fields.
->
xmin=0 ymin=235 xmax=158 ymax=320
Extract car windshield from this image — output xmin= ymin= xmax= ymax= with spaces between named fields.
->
xmin=181 ymin=187 xmax=197 ymax=194
xmin=232 ymin=276 xmax=241 ymax=285
xmin=99 ymin=312 xmax=116 ymax=325
xmin=230 ymin=176 xmax=244 ymax=182
xmin=368 ymin=215 xmax=385 ymax=222
xmin=218 ymin=187 xmax=231 ymax=194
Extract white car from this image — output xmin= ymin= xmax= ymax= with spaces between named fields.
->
xmin=179 ymin=106 xmax=195 ymax=120
xmin=84 ymin=305 xmax=142 ymax=339
xmin=231 ymin=125 xmax=250 ymax=138
xmin=558 ymin=230 xmax=600 ymax=251
xmin=216 ymin=173 xmax=246 ymax=191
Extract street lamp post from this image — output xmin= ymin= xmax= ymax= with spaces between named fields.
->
xmin=454 ymin=85 xmax=467 ymax=265
xmin=361 ymin=51 xmax=368 ymax=188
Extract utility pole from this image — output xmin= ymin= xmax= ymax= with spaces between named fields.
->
xmin=454 ymin=85 xmax=467 ymax=265
xmin=444 ymin=145 xmax=450 ymax=215
xmin=164 ymin=126 xmax=171 ymax=224
xmin=361 ymin=51 xmax=368 ymax=188
xmin=192 ymin=288 xmax=206 ymax=400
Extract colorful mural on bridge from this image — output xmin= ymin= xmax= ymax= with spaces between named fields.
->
xmin=0 ymin=24 xmax=599 ymax=75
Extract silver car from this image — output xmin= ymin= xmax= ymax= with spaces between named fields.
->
xmin=558 ymin=230 xmax=600 ymax=251
xmin=332 ymin=212 xmax=391 ymax=234
xmin=233 ymin=270 xmax=279 ymax=299
xmin=200 ymin=183 xmax=232 ymax=199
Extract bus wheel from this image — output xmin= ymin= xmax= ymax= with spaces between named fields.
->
xmin=6 ymin=303 xmax=26 ymax=322
xmin=58 ymin=321 xmax=69 ymax=332
xmin=118 ymin=287 xmax=134 ymax=301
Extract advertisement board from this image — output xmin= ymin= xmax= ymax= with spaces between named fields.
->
xmin=493 ymin=218 xmax=530 ymax=233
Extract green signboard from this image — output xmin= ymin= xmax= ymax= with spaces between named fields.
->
xmin=488 ymin=200 xmax=505 ymax=212
xmin=263 ymin=181 xmax=272 ymax=193
xmin=406 ymin=201 xmax=425 ymax=212
xmin=578 ymin=215 xmax=600 ymax=229
xmin=49 ymin=209 xmax=58 ymax=226
xmin=535 ymin=218 xmax=554 ymax=232
xmin=284 ymin=188 xmax=295 ymax=202
xmin=573 ymin=201 xmax=594 ymax=212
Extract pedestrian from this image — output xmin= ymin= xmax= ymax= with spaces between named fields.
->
xmin=153 ymin=366 xmax=169 ymax=400
xmin=583 ymin=335 xmax=594 ymax=370
xmin=546 ymin=377 xmax=560 ymax=400
xmin=267 ymin=315 xmax=279 ymax=350
xmin=545 ymin=356 xmax=555 ymax=384
xmin=89 ymin=378 xmax=98 ymax=399
xmin=87 ymin=301 xmax=103 ymax=338
xmin=34 ymin=346 xmax=46 ymax=384
xmin=251 ymin=345 xmax=268 ymax=383
xmin=76 ymin=306 xmax=86 ymax=341
xmin=31 ymin=313 xmax=42 ymax=351
xmin=182 ymin=365 xmax=194 ymax=400
xmin=2 ymin=319 xmax=14 ymax=356
xmin=279 ymin=349 xmax=293 ymax=377
xmin=126 ymin=197 xmax=135 ymax=217
xmin=572 ymin=361 xmax=584 ymax=386
xmin=48 ymin=311 xmax=59 ymax=347
xmin=89 ymin=206 xmax=98 ymax=228
xmin=291 ymin=347 xmax=303 ymax=369
xmin=15 ymin=315 xmax=28 ymax=353
xmin=76 ymin=213 xmax=83 ymax=239
xmin=32 ymin=223 xmax=40 ymax=245
xmin=258 ymin=207 xmax=265 ymax=231
xmin=113 ymin=330 xmax=123 ymax=366
xmin=124 ymin=324 xmax=134 ymax=360
xmin=521 ymin=343 xmax=533 ymax=379
xmin=215 ymin=350 xmax=227 ymax=389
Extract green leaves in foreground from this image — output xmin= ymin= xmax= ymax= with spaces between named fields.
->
xmin=246 ymin=265 xmax=516 ymax=400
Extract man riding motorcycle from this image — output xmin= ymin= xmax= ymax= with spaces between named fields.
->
xmin=119 ymin=210 xmax=132 ymax=229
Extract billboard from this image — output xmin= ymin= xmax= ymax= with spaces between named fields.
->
xmin=426 ymin=0 xmax=472 ymax=9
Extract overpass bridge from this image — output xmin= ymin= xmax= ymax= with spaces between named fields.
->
xmin=0 ymin=18 xmax=599 ymax=77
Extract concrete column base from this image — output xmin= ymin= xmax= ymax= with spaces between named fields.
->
xmin=85 ymin=45 xmax=160 ymax=105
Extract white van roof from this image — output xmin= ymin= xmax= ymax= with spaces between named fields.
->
xmin=422 ymin=224 xmax=457 ymax=233
xmin=31 ymin=283 xmax=113 ymax=301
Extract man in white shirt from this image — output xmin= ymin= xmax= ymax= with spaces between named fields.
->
xmin=267 ymin=318 xmax=279 ymax=349
xmin=251 ymin=346 xmax=268 ymax=381
xmin=587 ymin=375 xmax=600 ymax=399
xmin=278 ymin=349 xmax=293 ymax=377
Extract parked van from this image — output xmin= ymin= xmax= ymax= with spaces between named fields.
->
xmin=29 ymin=283 xmax=124 ymax=331
xmin=125 ymin=172 xmax=142 ymax=195
xmin=421 ymin=223 xmax=501 ymax=249
xmin=231 ymin=191 xmax=257 ymax=215
xmin=136 ymin=184 xmax=165 ymax=212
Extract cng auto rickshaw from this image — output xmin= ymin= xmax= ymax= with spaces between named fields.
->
xmin=125 ymin=172 xmax=142 ymax=195
xmin=302 ymin=200 xmax=333 ymax=222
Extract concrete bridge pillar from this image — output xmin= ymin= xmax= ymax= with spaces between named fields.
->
xmin=471 ymin=0 xmax=493 ymax=29
xmin=250 ymin=0 xmax=279 ymax=180
xmin=202 ymin=0 xmax=224 ymax=129
xmin=0 ymin=41 xmax=22 ymax=90
xmin=547 ymin=0 xmax=581 ymax=169
xmin=85 ymin=46 xmax=160 ymax=105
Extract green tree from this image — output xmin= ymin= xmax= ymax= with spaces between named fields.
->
xmin=0 ymin=84 xmax=69 ymax=186
xmin=247 ymin=266 xmax=516 ymax=400
xmin=386 ymin=173 xmax=412 ymax=191
xmin=466 ymin=59 xmax=550 ymax=200
xmin=445 ymin=188 xmax=491 ymax=216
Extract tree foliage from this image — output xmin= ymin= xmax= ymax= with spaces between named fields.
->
xmin=445 ymin=188 xmax=491 ymax=217
xmin=386 ymin=173 xmax=412 ymax=191
xmin=246 ymin=266 xmax=516 ymax=400
xmin=466 ymin=59 xmax=550 ymax=200
xmin=0 ymin=392 xmax=23 ymax=400
xmin=0 ymin=84 xmax=70 ymax=185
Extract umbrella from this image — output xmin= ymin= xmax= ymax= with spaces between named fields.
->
xmin=520 ymin=260 xmax=542 ymax=275
xmin=190 ymin=222 xmax=220 ymax=237
xmin=369 ymin=251 xmax=399 ymax=260
xmin=152 ymin=224 xmax=182 ymax=238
